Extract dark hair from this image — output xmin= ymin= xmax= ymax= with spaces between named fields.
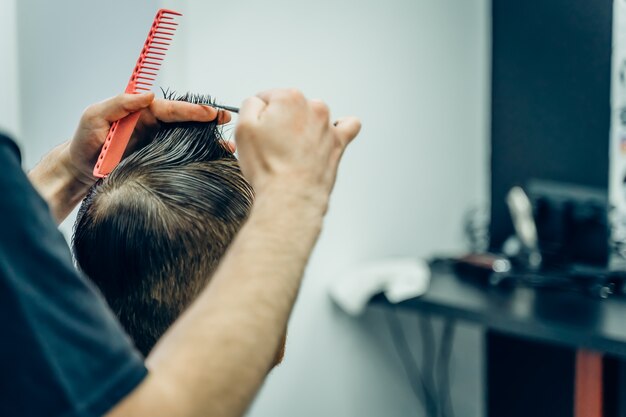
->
xmin=73 ymin=93 xmax=253 ymax=356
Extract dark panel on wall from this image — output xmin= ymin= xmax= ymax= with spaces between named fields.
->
xmin=487 ymin=331 xmax=575 ymax=417
xmin=603 ymin=355 xmax=626 ymax=417
xmin=490 ymin=0 xmax=612 ymax=250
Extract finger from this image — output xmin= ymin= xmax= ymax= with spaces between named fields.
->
xmin=309 ymin=99 xmax=330 ymax=123
xmin=238 ymin=96 xmax=268 ymax=123
xmin=95 ymin=93 xmax=155 ymax=123
xmin=255 ymin=89 xmax=280 ymax=104
xmin=256 ymin=88 xmax=306 ymax=108
xmin=333 ymin=117 xmax=362 ymax=146
xmin=216 ymin=109 xmax=232 ymax=125
xmin=221 ymin=140 xmax=237 ymax=153
xmin=150 ymin=99 xmax=218 ymax=123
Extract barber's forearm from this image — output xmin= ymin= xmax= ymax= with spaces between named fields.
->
xmin=109 ymin=183 xmax=326 ymax=417
xmin=28 ymin=141 xmax=92 ymax=224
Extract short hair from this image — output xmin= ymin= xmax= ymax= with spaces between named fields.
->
xmin=72 ymin=93 xmax=254 ymax=356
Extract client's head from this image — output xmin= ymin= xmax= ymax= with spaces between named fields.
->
xmin=73 ymin=93 xmax=254 ymax=356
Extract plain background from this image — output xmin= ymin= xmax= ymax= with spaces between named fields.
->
xmin=4 ymin=1 xmax=490 ymax=416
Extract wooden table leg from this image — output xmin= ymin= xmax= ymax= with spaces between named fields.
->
xmin=575 ymin=350 xmax=603 ymax=417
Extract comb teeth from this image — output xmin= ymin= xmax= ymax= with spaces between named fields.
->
xmin=126 ymin=9 xmax=181 ymax=94
xmin=93 ymin=9 xmax=182 ymax=179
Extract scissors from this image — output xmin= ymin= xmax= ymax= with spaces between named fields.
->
xmin=199 ymin=103 xmax=239 ymax=114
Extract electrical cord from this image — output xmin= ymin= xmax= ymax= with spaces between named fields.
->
xmin=385 ymin=308 xmax=457 ymax=417
xmin=385 ymin=309 xmax=438 ymax=416
xmin=436 ymin=319 xmax=456 ymax=417
xmin=419 ymin=315 xmax=438 ymax=416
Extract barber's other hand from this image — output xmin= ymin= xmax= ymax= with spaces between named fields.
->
xmin=68 ymin=93 xmax=231 ymax=185
xmin=235 ymin=89 xmax=361 ymax=210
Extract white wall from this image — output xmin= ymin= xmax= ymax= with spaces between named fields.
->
xmin=15 ymin=0 xmax=164 ymax=235
xmin=15 ymin=1 xmax=490 ymax=415
xmin=0 ymin=0 xmax=21 ymax=140
xmin=157 ymin=1 xmax=490 ymax=416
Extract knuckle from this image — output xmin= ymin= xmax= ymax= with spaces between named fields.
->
xmin=165 ymin=102 xmax=177 ymax=119
xmin=81 ymin=104 xmax=98 ymax=121
xmin=283 ymin=88 xmax=305 ymax=103
xmin=115 ymin=93 xmax=129 ymax=107
xmin=242 ymin=96 xmax=257 ymax=108
xmin=311 ymin=101 xmax=330 ymax=121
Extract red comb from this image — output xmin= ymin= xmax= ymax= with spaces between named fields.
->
xmin=93 ymin=9 xmax=182 ymax=178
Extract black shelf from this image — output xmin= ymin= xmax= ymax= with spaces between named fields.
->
xmin=370 ymin=264 xmax=626 ymax=358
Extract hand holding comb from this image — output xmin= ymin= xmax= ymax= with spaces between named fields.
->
xmin=93 ymin=9 xmax=181 ymax=178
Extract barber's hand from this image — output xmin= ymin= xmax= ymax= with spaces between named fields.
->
xmin=235 ymin=89 xmax=361 ymax=209
xmin=67 ymin=92 xmax=231 ymax=185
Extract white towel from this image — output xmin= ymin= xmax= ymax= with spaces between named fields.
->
xmin=329 ymin=258 xmax=431 ymax=316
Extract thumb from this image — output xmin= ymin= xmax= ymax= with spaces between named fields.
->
xmin=333 ymin=116 xmax=362 ymax=147
xmin=97 ymin=93 xmax=155 ymax=122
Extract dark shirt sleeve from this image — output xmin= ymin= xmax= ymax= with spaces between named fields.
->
xmin=0 ymin=134 xmax=147 ymax=417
